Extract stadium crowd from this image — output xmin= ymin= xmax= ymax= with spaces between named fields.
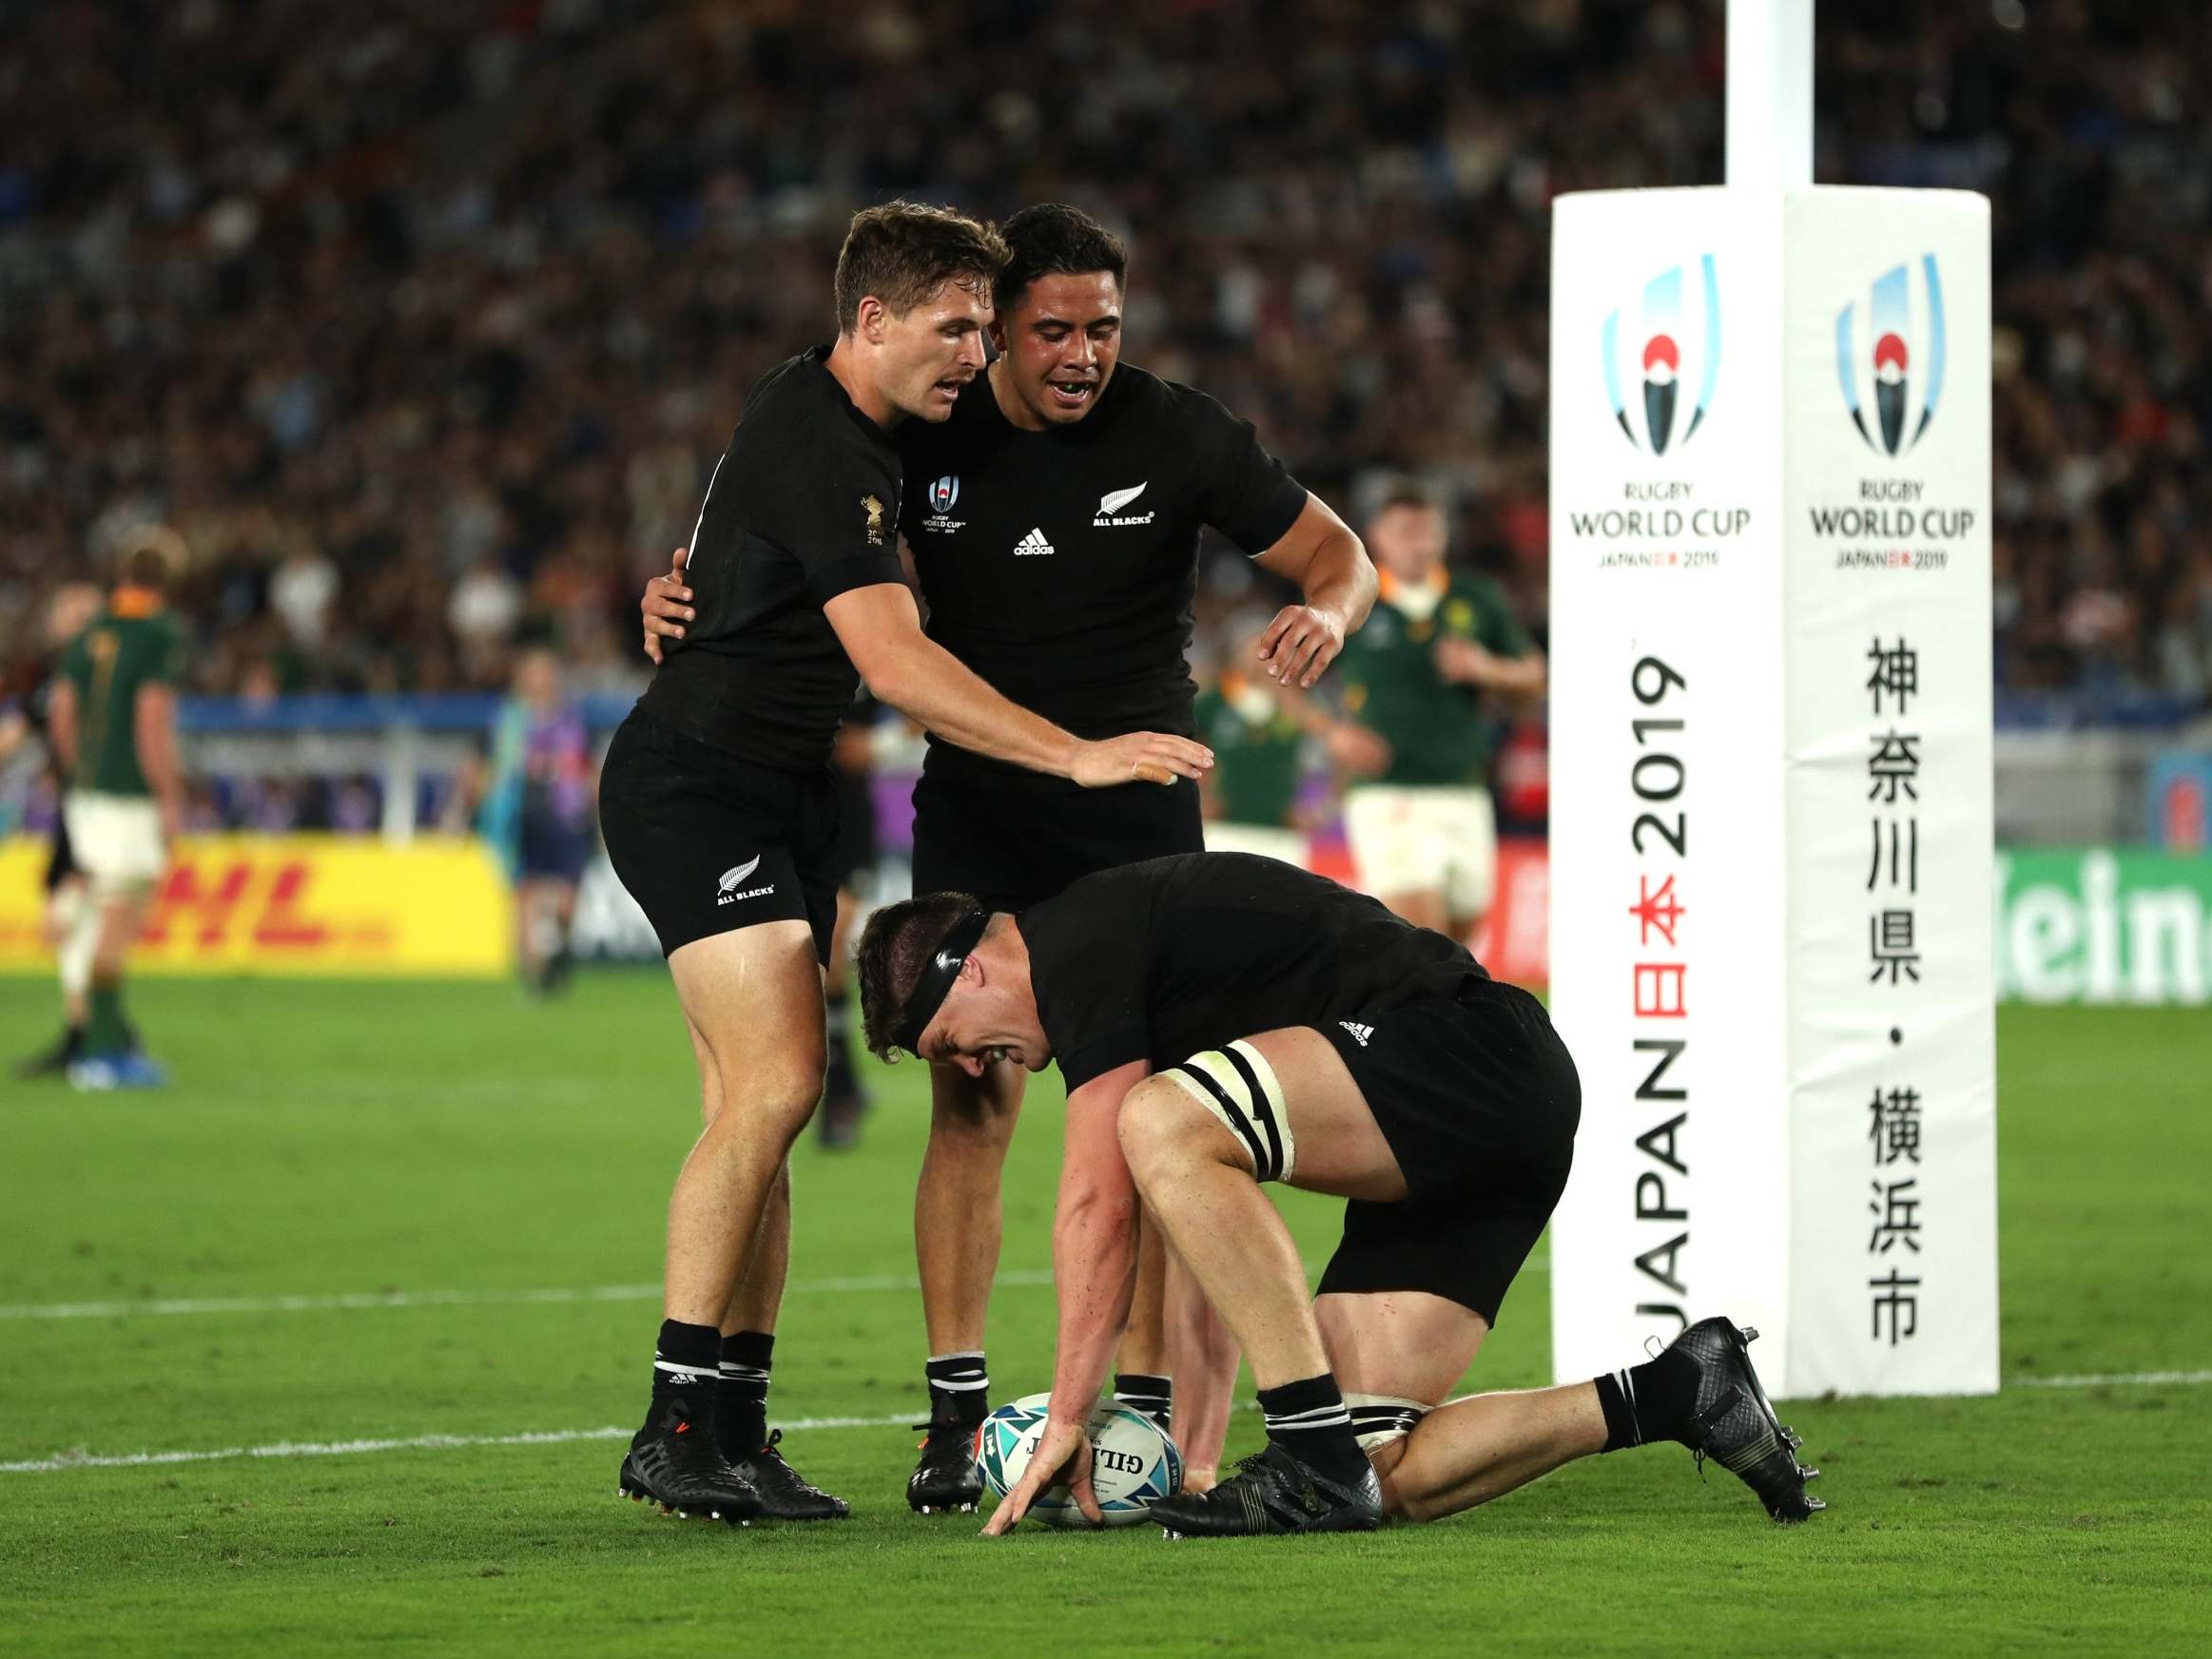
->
xmin=2 ymin=0 xmax=2209 ymax=717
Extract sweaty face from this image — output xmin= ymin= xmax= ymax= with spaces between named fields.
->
xmin=992 ymin=271 xmax=1123 ymax=429
xmin=1367 ymin=503 xmax=1448 ymax=583
xmin=875 ymin=280 xmax=993 ymax=422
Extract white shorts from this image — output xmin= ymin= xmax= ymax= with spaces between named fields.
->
xmin=63 ymin=792 xmax=167 ymax=897
xmin=1343 ymin=784 xmax=1497 ymax=920
xmin=1200 ymin=820 xmax=1309 ymax=867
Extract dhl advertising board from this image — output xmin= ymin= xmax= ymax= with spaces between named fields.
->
xmin=0 ymin=836 xmax=513 ymax=977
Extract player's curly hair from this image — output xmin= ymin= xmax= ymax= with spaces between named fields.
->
xmin=834 ymin=202 xmax=1008 ymax=333
xmin=996 ymin=203 xmax=1128 ymax=313
xmin=855 ymin=889 xmax=982 ymax=1062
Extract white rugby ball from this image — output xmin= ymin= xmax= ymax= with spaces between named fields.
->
xmin=973 ymin=1392 xmax=1182 ymax=1528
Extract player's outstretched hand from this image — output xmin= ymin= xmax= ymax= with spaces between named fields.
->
xmin=980 ymin=1418 xmax=1101 ymax=1536
xmin=1072 ymin=732 xmax=1213 ymax=788
xmin=640 ymin=546 xmax=694 ymax=665
xmin=1256 ymin=603 xmax=1347 ymax=688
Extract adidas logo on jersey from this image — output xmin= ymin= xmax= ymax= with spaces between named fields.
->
xmin=1338 ymin=1021 xmax=1374 ymax=1047
xmin=1014 ymin=528 xmax=1056 ymax=556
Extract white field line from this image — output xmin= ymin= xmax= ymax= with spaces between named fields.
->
xmin=2009 ymin=1366 xmax=2212 ymax=1389
xmin=3 ymin=1364 xmax=2202 ymax=1477
xmin=0 ymin=1269 xmax=1050 ymax=1323
xmin=0 ymin=1259 xmax=1552 ymax=1324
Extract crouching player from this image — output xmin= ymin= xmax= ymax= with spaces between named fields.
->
xmin=857 ymin=853 xmax=1824 ymax=1536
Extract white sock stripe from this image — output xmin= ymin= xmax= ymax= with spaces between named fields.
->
xmin=925 ymin=1351 xmax=985 ymax=1363
xmin=1265 ymin=1406 xmax=1353 ymax=1429
xmin=927 ymin=1377 xmax=991 ymax=1391
xmin=1265 ymin=1406 xmax=1345 ymax=1433
xmin=718 ymin=1363 xmax=771 ymax=1382
xmin=1348 ymin=1404 xmax=1426 ymax=1425
xmin=652 ymin=1360 xmax=714 ymax=1378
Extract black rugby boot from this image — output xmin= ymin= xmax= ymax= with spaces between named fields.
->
xmin=617 ymin=1396 xmax=764 ymax=1524
xmin=907 ymin=1419 xmax=985 ymax=1514
xmin=729 ymin=1429 xmax=849 ymax=1520
xmin=1152 ymin=1442 xmax=1383 ymax=1538
xmin=1667 ymin=1317 xmax=1826 ymax=1523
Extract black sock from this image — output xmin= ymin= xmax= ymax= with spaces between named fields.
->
xmin=650 ymin=1319 xmax=720 ymax=1411
xmin=1256 ymin=1374 xmax=1368 ymax=1484
xmin=1593 ymin=1346 xmax=1700 ymax=1451
xmin=1113 ymin=1372 xmax=1174 ymax=1435
xmin=924 ymin=1350 xmax=989 ymax=1429
xmin=824 ymin=987 xmax=858 ymax=1100
xmin=714 ymin=1330 xmax=774 ymax=1457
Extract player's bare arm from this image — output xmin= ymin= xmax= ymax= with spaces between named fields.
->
xmin=979 ymin=1058 xmax=1148 ymax=1535
xmin=1251 ymin=494 xmax=1378 ymax=689
xmin=822 ymin=582 xmax=1213 ymax=789
xmin=44 ymin=678 xmax=78 ymax=775
xmin=135 ymin=681 xmax=184 ymax=843
xmin=1434 ymin=633 xmax=1547 ymax=698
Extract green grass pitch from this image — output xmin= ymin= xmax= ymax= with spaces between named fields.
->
xmin=2 ymin=978 xmax=2207 ymax=1656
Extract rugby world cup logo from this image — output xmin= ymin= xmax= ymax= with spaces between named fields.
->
xmin=1836 ymin=256 xmax=1946 ymax=457
xmin=929 ymin=475 xmax=960 ymax=513
xmin=1601 ymin=254 xmax=1720 ymax=454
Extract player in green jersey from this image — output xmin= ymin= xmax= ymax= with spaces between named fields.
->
xmin=1194 ymin=641 xmax=1389 ymax=869
xmin=1331 ymin=484 xmax=1543 ymax=938
xmin=46 ymin=533 xmax=189 ymax=1090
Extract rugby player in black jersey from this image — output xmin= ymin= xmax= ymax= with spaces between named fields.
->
xmin=600 ymin=203 xmax=1213 ymax=1528
xmin=644 ymin=203 xmax=1376 ymax=1512
xmin=857 ymin=855 xmax=1826 ymax=1537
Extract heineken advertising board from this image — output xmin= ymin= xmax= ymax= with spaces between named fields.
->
xmin=1998 ymin=849 xmax=2212 ymax=1005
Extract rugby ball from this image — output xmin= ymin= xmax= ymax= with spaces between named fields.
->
xmin=974 ymin=1392 xmax=1182 ymax=1528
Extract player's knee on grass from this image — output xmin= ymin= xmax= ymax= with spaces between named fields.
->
xmin=1348 ymin=1393 xmax=1432 ymax=1516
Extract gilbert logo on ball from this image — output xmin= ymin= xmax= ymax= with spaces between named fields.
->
xmin=974 ymin=1393 xmax=1183 ymax=1528
xmin=1601 ymin=253 xmax=1721 ymax=454
xmin=1835 ymin=254 xmax=1947 ymax=457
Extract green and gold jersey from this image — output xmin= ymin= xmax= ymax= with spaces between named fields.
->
xmin=59 ymin=598 xmax=185 ymax=797
xmin=1334 ymin=569 xmax=1531 ymax=788
xmin=1195 ymin=675 xmax=1305 ymax=828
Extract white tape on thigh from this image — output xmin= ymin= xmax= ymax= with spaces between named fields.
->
xmin=1345 ymin=1392 xmax=1432 ymax=1452
xmin=1160 ymin=1040 xmax=1295 ymax=1183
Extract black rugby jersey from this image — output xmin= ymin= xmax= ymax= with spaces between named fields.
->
xmin=637 ymin=347 xmax=907 ymax=771
xmin=897 ymin=362 xmax=1308 ymax=764
xmin=1022 ymin=853 xmax=1491 ymax=1091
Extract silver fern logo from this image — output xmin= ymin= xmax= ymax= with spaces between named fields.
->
xmin=1094 ymin=481 xmax=1155 ymax=527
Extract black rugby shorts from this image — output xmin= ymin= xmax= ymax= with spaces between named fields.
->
xmin=910 ymin=746 xmax=1202 ymax=911
xmin=598 ymin=709 xmax=840 ymax=965
xmin=1314 ymin=984 xmax=1582 ymax=1326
